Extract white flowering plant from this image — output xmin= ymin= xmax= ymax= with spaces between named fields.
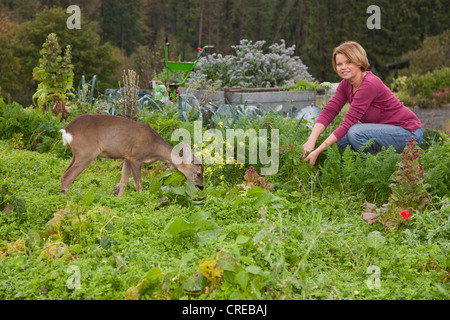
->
xmin=187 ymin=39 xmax=314 ymax=89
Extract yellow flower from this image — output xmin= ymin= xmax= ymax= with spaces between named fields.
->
xmin=219 ymin=122 xmax=224 ymax=127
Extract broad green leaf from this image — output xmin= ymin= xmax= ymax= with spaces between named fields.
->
xmin=235 ymin=235 xmax=250 ymax=244
xmin=197 ymin=228 xmax=222 ymax=242
xmin=164 ymin=171 xmax=186 ymax=186
xmin=138 ymin=267 xmax=164 ymax=295
xmin=216 ymin=250 xmax=238 ymax=272
xmin=182 ymin=272 xmax=207 ymax=292
xmin=228 ymin=291 xmax=244 ymax=300
xmin=171 ymin=185 xmax=186 ymax=196
xmin=81 ymin=188 xmax=95 ymax=207
xmin=184 ymin=179 xmax=198 ymax=198
xmin=236 ymin=256 xmax=253 ymax=264
xmin=148 ymin=179 xmax=163 ymax=193
xmin=187 ymin=210 xmax=210 ymax=223
xmin=181 ymin=252 xmax=194 ymax=264
xmin=233 ymin=195 xmax=244 ymax=205
xmin=246 ymin=186 xmax=279 ymax=207
xmin=195 ymin=218 xmax=222 ymax=242
xmin=164 ymin=217 xmax=198 ymax=237
xmin=245 ymin=265 xmax=261 ymax=275
xmin=236 ymin=270 xmax=249 ymax=289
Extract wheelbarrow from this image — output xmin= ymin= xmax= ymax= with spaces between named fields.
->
xmin=154 ymin=34 xmax=214 ymax=101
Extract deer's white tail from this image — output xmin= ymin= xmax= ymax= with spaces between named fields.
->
xmin=60 ymin=129 xmax=73 ymax=146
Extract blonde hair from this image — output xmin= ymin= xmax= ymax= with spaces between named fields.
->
xmin=332 ymin=41 xmax=370 ymax=72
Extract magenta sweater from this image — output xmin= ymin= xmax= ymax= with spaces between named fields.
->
xmin=315 ymin=71 xmax=422 ymax=140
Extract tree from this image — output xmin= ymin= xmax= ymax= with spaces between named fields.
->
xmin=0 ymin=13 xmax=21 ymax=102
xmin=100 ymin=0 xmax=144 ymax=55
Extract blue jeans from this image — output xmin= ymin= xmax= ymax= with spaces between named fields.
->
xmin=336 ymin=123 xmax=423 ymax=153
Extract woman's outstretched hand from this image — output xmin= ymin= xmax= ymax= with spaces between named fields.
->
xmin=301 ymin=139 xmax=315 ymax=158
xmin=302 ymin=149 xmax=319 ymax=167
xmin=301 ymin=140 xmax=318 ymax=167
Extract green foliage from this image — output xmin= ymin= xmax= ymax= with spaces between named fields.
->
xmin=394 ymin=67 xmax=450 ymax=108
xmin=0 ymin=99 xmax=69 ymax=157
xmin=319 ymin=144 xmax=401 ymax=204
xmin=0 ymin=138 xmax=449 ymax=300
xmin=32 ymin=33 xmax=74 ymax=109
xmin=285 ymin=79 xmax=321 ymax=91
xmin=0 ymin=14 xmax=21 ymax=103
xmin=0 ymin=181 xmax=26 ymax=217
xmin=400 ymin=30 xmax=450 ymax=76
xmin=421 ymin=134 xmax=450 ymax=197
xmin=164 ymin=210 xmax=222 ymax=243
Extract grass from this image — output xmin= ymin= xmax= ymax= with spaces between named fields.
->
xmin=0 ymin=140 xmax=449 ymax=300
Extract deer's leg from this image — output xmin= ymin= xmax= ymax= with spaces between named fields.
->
xmin=115 ymin=160 xmax=131 ymax=197
xmin=63 ymin=155 xmax=76 ymax=174
xmin=129 ymin=161 xmax=143 ymax=192
xmin=61 ymin=154 xmax=97 ymax=194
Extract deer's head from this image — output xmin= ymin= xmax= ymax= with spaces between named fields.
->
xmin=171 ymin=142 xmax=204 ymax=190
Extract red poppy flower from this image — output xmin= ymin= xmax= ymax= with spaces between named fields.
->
xmin=400 ymin=210 xmax=411 ymax=219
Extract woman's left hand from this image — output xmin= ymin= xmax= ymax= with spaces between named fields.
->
xmin=303 ymin=149 xmax=319 ymax=167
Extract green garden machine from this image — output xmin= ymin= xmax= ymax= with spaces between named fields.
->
xmin=153 ymin=34 xmax=214 ymax=102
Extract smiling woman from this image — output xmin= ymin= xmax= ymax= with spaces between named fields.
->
xmin=301 ymin=41 xmax=423 ymax=166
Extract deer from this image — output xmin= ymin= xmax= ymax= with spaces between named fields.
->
xmin=59 ymin=114 xmax=203 ymax=197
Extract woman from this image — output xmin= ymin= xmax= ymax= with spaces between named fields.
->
xmin=301 ymin=41 xmax=422 ymax=166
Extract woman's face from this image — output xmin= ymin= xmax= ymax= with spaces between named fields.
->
xmin=335 ymin=53 xmax=362 ymax=82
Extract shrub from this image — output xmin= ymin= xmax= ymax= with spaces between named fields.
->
xmin=400 ymin=30 xmax=450 ymax=76
xmin=0 ymin=99 xmax=69 ymax=157
xmin=32 ymin=33 xmax=74 ymax=119
xmin=421 ymin=133 xmax=450 ymax=197
xmin=187 ymin=39 xmax=314 ymax=89
xmin=395 ymin=67 xmax=450 ymax=108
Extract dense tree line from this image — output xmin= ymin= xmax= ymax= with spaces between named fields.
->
xmin=0 ymin=0 xmax=448 ymax=105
